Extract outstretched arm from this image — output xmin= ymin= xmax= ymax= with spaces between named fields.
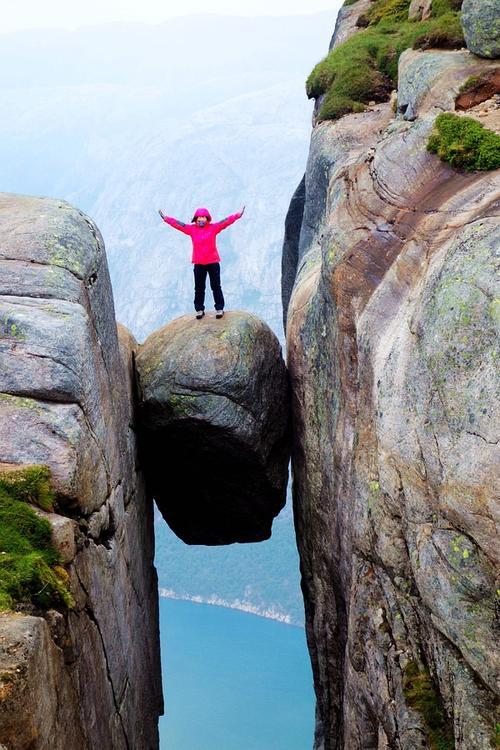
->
xmin=213 ymin=206 xmax=245 ymax=234
xmin=158 ymin=209 xmax=192 ymax=236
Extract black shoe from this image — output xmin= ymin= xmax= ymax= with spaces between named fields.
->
xmin=196 ymin=310 xmax=205 ymax=320
xmin=215 ymin=309 xmax=224 ymax=319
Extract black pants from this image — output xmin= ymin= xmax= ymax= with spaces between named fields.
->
xmin=194 ymin=263 xmax=224 ymax=311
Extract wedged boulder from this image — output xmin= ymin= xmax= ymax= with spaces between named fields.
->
xmin=136 ymin=312 xmax=290 ymax=545
xmin=461 ymin=0 xmax=500 ymax=59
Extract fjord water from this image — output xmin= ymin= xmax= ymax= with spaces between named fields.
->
xmin=159 ymin=598 xmax=314 ymax=749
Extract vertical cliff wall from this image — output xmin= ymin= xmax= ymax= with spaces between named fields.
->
xmin=0 ymin=194 xmax=163 ymax=749
xmin=284 ymin=4 xmax=499 ymax=749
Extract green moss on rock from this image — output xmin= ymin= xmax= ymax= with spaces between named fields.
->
xmin=0 ymin=465 xmax=55 ymax=512
xmin=412 ymin=16 xmax=465 ymax=50
xmin=431 ymin=0 xmax=463 ymax=14
xmin=0 ymin=466 xmax=73 ymax=611
xmin=427 ymin=112 xmax=500 ymax=170
xmin=403 ymin=661 xmax=455 ymax=749
xmin=458 ymin=75 xmax=482 ymax=92
xmin=366 ymin=0 xmax=412 ymax=25
xmin=306 ymin=0 xmax=464 ymax=121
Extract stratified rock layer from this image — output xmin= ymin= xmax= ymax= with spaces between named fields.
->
xmin=136 ymin=312 xmax=290 ymax=545
xmin=284 ymin=36 xmax=500 ymax=750
xmin=461 ymin=0 xmax=500 ymax=59
xmin=0 ymin=194 xmax=163 ymax=749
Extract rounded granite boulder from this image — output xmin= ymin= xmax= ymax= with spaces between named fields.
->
xmin=135 ymin=312 xmax=290 ymax=545
xmin=461 ymin=0 xmax=500 ymax=59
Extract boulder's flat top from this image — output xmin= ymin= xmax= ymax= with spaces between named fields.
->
xmin=138 ymin=310 xmax=280 ymax=396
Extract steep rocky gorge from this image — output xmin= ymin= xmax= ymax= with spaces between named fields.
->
xmin=1 ymin=0 xmax=499 ymax=746
xmin=283 ymin=1 xmax=499 ymax=748
xmin=0 ymin=194 xmax=290 ymax=747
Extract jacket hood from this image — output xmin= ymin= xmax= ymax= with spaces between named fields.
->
xmin=191 ymin=207 xmax=212 ymax=222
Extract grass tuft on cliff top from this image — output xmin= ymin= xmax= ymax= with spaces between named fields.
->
xmin=0 ymin=464 xmax=54 ymax=511
xmin=428 ymin=113 xmax=500 ymax=171
xmin=0 ymin=466 xmax=73 ymax=612
xmin=458 ymin=75 xmax=481 ymax=94
xmin=307 ymin=0 xmax=464 ymax=122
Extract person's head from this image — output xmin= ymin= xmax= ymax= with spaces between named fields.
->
xmin=192 ymin=207 xmax=212 ymax=226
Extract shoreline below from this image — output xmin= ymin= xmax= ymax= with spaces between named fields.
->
xmin=158 ymin=587 xmax=304 ymax=628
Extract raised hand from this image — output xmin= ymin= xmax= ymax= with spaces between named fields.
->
xmin=240 ymin=205 xmax=246 ymax=216
xmin=158 ymin=209 xmax=165 ymax=219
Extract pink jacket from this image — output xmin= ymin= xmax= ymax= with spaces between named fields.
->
xmin=163 ymin=212 xmax=242 ymax=264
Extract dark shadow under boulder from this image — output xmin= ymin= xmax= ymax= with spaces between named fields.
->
xmin=135 ymin=312 xmax=290 ymax=545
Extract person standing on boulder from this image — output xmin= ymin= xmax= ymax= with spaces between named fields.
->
xmin=158 ymin=206 xmax=245 ymax=319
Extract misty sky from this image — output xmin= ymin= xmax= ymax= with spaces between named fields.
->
xmin=3 ymin=0 xmax=343 ymax=33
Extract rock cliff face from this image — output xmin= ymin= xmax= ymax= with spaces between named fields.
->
xmin=136 ymin=312 xmax=290 ymax=545
xmin=283 ymin=5 xmax=499 ymax=750
xmin=0 ymin=194 xmax=163 ymax=749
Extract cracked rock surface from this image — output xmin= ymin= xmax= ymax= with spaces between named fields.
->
xmin=283 ymin=31 xmax=500 ymax=750
xmin=0 ymin=193 xmax=163 ymax=749
xmin=136 ymin=312 xmax=290 ymax=545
